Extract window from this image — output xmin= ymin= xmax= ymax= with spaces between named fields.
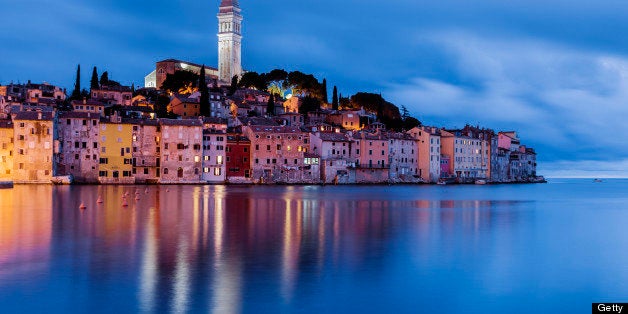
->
xmin=217 ymin=156 xmax=223 ymax=164
xmin=144 ymin=168 xmax=149 ymax=175
xmin=214 ymin=167 xmax=221 ymax=176
xmin=194 ymin=156 xmax=200 ymax=163
xmin=255 ymin=145 xmax=259 ymax=151
xmin=164 ymin=168 xmax=169 ymax=175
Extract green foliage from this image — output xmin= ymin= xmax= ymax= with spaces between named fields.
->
xmin=199 ymin=65 xmax=210 ymax=117
xmin=321 ymin=79 xmax=328 ymax=104
xmin=155 ymin=95 xmax=178 ymax=118
xmin=402 ymin=116 xmax=421 ymax=130
xmin=90 ymin=67 xmax=99 ymax=90
xmin=239 ymin=72 xmax=267 ymax=90
xmin=160 ymin=70 xmax=198 ymax=94
xmin=299 ymin=96 xmax=321 ymax=115
xmin=332 ymin=86 xmax=339 ymax=110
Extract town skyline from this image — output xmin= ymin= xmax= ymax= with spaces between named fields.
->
xmin=2 ymin=0 xmax=627 ymax=177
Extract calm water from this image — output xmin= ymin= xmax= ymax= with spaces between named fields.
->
xmin=0 ymin=180 xmax=627 ymax=313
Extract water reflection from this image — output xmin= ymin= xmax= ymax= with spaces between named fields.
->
xmin=0 ymin=185 xmax=525 ymax=313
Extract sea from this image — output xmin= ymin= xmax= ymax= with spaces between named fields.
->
xmin=0 ymin=179 xmax=626 ymax=313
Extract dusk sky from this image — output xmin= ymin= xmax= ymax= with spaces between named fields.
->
xmin=2 ymin=0 xmax=628 ymax=177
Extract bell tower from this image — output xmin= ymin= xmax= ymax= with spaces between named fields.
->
xmin=217 ymin=0 xmax=243 ymax=85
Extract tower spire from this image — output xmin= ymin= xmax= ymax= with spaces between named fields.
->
xmin=218 ymin=0 xmax=243 ymax=84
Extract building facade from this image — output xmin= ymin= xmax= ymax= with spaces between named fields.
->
xmin=57 ymin=112 xmax=100 ymax=183
xmin=217 ymin=0 xmax=243 ymax=84
xmin=159 ymin=119 xmax=203 ymax=183
xmin=0 ymin=120 xmax=14 ymax=181
xmin=12 ymin=112 xmax=55 ymax=183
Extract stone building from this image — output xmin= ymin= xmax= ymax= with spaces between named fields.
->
xmin=129 ymin=119 xmax=160 ymax=184
xmin=168 ymin=95 xmax=201 ymax=117
xmin=353 ymin=131 xmax=390 ymax=183
xmin=159 ymin=119 xmax=203 ymax=183
xmin=218 ymin=0 xmax=243 ymax=83
xmin=440 ymin=129 xmax=488 ymax=181
xmin=0 ymin=119 xmax=14 ymax=182
xmin=243 ymin=125 xmax=313 ymax=183
xmin=91 ymin=85 xmax=132 ymax=106
xmin=57 ymin=112 xmax=101 ymax=183
xmin=388 ymin=132 xmax=419 ymax=182
xmin=12 ymin=111 xmax=55 ymax=183
xmin=309 ymin=131 xmax=355 ymax=184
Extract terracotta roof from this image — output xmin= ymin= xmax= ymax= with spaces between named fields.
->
xmin=202 ymin=117 xmax=228 ymax=124
xmin=14 ymin=111 xmax=54 ymax=121
xmin=238 ymin=117 xmax=279 ymax=126
xmin=121 ymin=118 xmax=160 ymax=126
xmin=58 ymin=112 xmax=100 ymax=119
xmin=157 ymin=59 xmax=218 ymax=71
xmin=71 ymin=99 xmax=105 ymax=106
xmin=316 ymin=132 xmax=351 ymax=142
xmin=248 ymin=126 xmax=303 ymax=134
xmin=159 ymin=118 xmax=202 ymax=127
xmin=0 ymin=119 xmax=13 ymax=128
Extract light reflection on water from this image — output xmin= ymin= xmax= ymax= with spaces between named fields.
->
xmin=1 ymin=181 xmax=628 ymax=313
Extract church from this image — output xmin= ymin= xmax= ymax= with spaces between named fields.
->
xmin=144 ymin=0 xmax=243 ymax=89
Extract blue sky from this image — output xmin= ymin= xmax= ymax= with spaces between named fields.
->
xmin=2 ymin=0 xmax=628 ymax=177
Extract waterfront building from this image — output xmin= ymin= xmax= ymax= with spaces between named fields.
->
xmin=0 ymin=119 xmax=14 ymax=181
xmin=440 ymin=129 xmax=488 ymax=180
xmin=12 ymin=111 xmax=55 ymax=183
xmin=99 ymin=119 xmax=134 ymax=184
xmin=90 ymin=85 xmax=132 ymax=106
xmin=201 ymin=118 xmax=228 ymax=183
xmin=129 ymin=119 xmax=160 ymax=184
xmin=310 ymin=131 xmax=356 ymax=184
xmin=159 ymin=119 xmax=203 ymax=183
xmin=243 ymin=125 xmax=312 ymax=183
xmin=408 ymin=126 xmax=441 ymax=183
xmin=225 ymin=134 xmax=252 ymax=183
xmin=57 ymin=112 xmax=100 ymax=183
xmin=388 ymin=132 xmax=419 ymax=182
xmin=352 ymin=131 xmax=390 ymax=183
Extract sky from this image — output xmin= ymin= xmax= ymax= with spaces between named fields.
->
xmin=2 ymin=0 xmax=628 ymax=177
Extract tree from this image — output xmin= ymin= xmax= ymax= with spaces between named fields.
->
xmin=401 ymin=105 xmax=410 ymax=119
xmin=228 ymin=75 xmax=239 ymax=96
xmin=266 ymin=93 xmax=275 ymax=116
xmin=70 ymin=64 xmax=81 ymax=100
xmin=402 ymin=117 xmax=421 ymax=130
xmin=299 ymin=96 xmax=321 ymax=115
xmin=199 ymin=65 xmax=210 ymax=117
xmin=321 ymin=78 xmax=328 ymax=104
xmin=239 ymin=71 xmax=261 ymax=89
xmin=90 ymin=66 xmax=99 ymax=90
xmin=332 ymin=86 xmax=339 ymax=110
xmin=99 ymin=71 xmax=109 ymax=86
xmin=160 ymin=70 xmax=198 ymax=94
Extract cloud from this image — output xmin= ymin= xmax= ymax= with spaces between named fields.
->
xmin=384 ymin=31 xmax=628 ymax=175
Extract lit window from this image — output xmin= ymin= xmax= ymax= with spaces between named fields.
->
xmin=217 ymin=156 xmax=223 ymax=165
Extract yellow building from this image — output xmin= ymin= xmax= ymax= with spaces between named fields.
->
xmin=12 ymin=112 xmax=55 ymax=183
xmin=0 ymin=120 xmax=14 ymax=181
xmin=99 ymin=121 xmax=134 ymax=184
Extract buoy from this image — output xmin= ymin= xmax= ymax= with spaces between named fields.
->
xmin=135 ymin=195 xmax=140 ymax=201
xmin=144 ymin=188 xmax=148 ymax=194
xmin=166 ymin=188 xmax=170 ymax=192
xmin=122 ymin=199 xmax=129 ymax=207
xmin=97 ymin=196 xmax=103 ymax=204
xmin=79 ymin=203 xmax=87 ymax=210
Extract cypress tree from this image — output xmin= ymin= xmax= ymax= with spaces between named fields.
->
xmin=332 ymin=86 xmax=339 ymax=110
xmin=199 ymin=65 xmax=210 ymax=117
xmin=70 ymin=64 xmax=81 ymax=100
xmin=90 ymin=66 xmax=99 ymax=90
xmin=266 ymin=94 xmax=275 ymax=116
xmin=100 ymin=71 xmax=109 ymax=87
xmin=321 ymin=78 xmax=328 ymax=103
xmin=228 ymin=75 xmax=238 ymax=96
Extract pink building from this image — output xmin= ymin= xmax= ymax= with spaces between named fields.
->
xmin=352 ymin=131 xmax=390 ymax=183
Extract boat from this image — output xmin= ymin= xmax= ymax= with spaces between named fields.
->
xmin=593 ymin=179 xmax=603 ymax=183
xmin=0 ymin=181 xmax=13 ymax=189
xmin=475 ymin=179 xmax=487 ymax=185
xmin=51 ymin=175 xmax=73 ymax=185
xmin=436 ymin=179 xmax=447 ymax=185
